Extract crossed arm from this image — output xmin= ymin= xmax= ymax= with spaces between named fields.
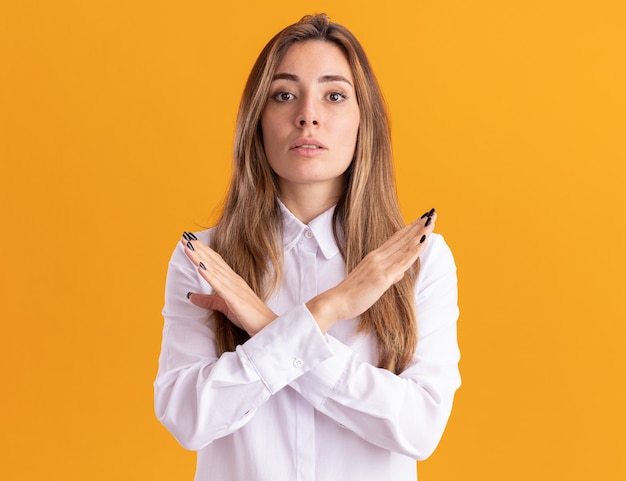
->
xmin=182 ymin=210 xmax=437 ymax=335
xmin=155 ymin=209 xmax=460 ymax=458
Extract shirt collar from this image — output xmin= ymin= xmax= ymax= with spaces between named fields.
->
xmin=278 ymin=199 xmax=341 ymax=259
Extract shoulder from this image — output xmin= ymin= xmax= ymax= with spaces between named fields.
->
xmin=415 ymin=233 xmax=458 ymax=301
xmin=419 ymin=233 xmax=457 ymax=275
xmin=414 ymin=233 xmax=459 ymax=337
xmin=164 ymin=227 xmax=217 ymax=301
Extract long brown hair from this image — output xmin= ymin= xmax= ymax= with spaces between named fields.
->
xmin=211 ymin=14 xmax=417 ymax=374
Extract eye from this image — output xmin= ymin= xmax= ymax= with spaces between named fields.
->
xmin=327 ymin=91 xmax=348 ymax=102
xmin=272 ymin=91 xmax=295 ymax=102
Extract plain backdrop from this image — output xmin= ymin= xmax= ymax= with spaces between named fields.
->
xmin=1 ymin=1 xmax=624 ymax=479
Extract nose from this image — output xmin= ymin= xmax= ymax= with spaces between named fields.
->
xmin=296 ymin=94 xmax=319 ymax=128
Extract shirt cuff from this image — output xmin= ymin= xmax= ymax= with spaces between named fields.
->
xmin=288 ymin=335 xmax=353 ymax=409
xmin=238 ymin=304 xmax=335 ymax=394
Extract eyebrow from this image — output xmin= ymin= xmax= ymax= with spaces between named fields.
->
xmin=272 ymin=73 xmax=353 ymax=87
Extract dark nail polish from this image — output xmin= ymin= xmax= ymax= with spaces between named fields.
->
xmin=420 ymin=211 xmax=430 ymax=219
xmin=186 ymin=241 xmax=194 ymax=251
xmin=425 ymin=216 xmax=432 ymax=227
xmin=188 ymin=232 xmax=198 ymax=241
xmin=428 ymin=208 xmax=435 ymax=217
xmin=183 ymin=232 xmax=191 ymax=241
xmin=199 ymin=262 xmax=206 ymax=270
xmin=420 ymin=234 xmax=426 ymax=244
xmin=186 ymin=292 xmax=192 ymax=299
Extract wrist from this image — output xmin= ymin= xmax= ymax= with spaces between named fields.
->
xmin=246 ymin=308 xmax=277 ymax=337
xmin=306 ymin=290 xmax=338 ymax=333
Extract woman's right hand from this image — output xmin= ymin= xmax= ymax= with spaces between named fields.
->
xmin=181 ymin=234 xmax=277 ymax=336
xmin=306 ymin=209 xmax=437 ymax=333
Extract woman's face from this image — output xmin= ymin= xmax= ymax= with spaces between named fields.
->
xmin=261 ymin=40 xmax=360 ymax=198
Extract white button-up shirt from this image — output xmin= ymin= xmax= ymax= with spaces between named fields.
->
xmin=155 ymin=202 xmax=461 ymax=481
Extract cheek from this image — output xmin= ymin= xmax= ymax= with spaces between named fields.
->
xmin=260 ymin=115 xmax=277 ymax=152
xmin=340 ymin=112 xmax=360 ymax=148
xmin=261 ymin=108 xmax=290 ymax=141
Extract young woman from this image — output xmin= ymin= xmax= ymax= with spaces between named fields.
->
xmin=155 ymin=13 xmax=461 ymax=481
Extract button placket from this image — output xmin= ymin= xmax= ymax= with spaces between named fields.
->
xmin=294 ymin=226 xmax=319 ymax=481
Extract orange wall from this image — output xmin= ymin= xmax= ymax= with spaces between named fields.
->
xmin=1 ymin=1 xmax=624 ymax=479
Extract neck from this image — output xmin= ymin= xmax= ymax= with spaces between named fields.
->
xmin=278 ymin=179 xmax=344 ymax=224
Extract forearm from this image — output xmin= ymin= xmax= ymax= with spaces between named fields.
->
xmin=289 ymin=327 xmax=461 ymax=459
xmin=154 ymin=345 xmax=270 ymax=450
xmin=157 ymin=239 xmax=334 ymax=449
xmin=305 ymin=289 xmax=339 ymax=333
xmin=293 ymin=233 xmax=461 ymax=459
xmin=306 ymin=213 xmax=436 ymax=333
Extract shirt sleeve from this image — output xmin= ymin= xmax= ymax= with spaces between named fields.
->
xmin=288 ymin=234 xmax=462 ymax=460
xmin=153 ymin=232 xmax=337 ymax=451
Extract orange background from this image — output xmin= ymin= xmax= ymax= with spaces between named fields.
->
xmin=1 ymin=1 xmax=624 ymax=479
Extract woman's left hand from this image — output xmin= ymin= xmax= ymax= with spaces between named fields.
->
xmin=181 ymin=234 xmax=276 ymax=336
xmin=306 ymin=209 xmax=437 ymax=333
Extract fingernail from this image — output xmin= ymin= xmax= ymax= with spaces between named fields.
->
xmin=199 ymin=262 xmax=206 ymax=270
xmin=420 ymin=211 xmax=430 ymax=219
xmin=188 ymin=232 xmax=198 ymax=241
xmin=425 ymin=216 xmax=432 ymax=227
xmin=186 ymin=241 xmax=194 ymax=251
xmin=186 ymin=292 xmax=192 ymax=299
xmin=420 ymin=234 xmax=426 ymax=244
xmin=183 ymin=232 xmax=191 ymax=241
xmin=428 ymin=208 xmax=435 ymax=217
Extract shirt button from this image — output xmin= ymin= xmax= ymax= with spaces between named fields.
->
xmin=304 ymin=229 xmax=313 ymax=239
xmin=293 ymin=358 xmax=304 ymax=368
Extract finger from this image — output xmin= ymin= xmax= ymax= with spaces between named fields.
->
xmin=374 ymin=222 xmax=422 ymax=261
xmin=181 ymin=232 xmax=210 ymax=254
xmin=377 ymin=209 xmax=438 ymax=258
xmin=186 ymin=245 xmax=257 ymax=311
xmin=181 ymin=233 xmax=212 ymax=264
xmin=382 ymin=211 xmax=438 ymax=276
xmin=390 ymin=215 xmax=436 ymax=265
xmin=188 ymin=293 xmax=249 ymax=331
xmin=196 ymin=249 xmax=246 ymax=289
xmin=419 ymin=207 xmax=436 ymax=220
xmin=182 ymin=236 xmax=235 ymax=282
xmin=182 ymin=246 xmax=233 ymax=301
xmin=188 ymin=293 xmax=228 ymax=313
xmin=375 ymin=219 xmax=430 ymax=265
xmin=423 ymin=210 xmax=437 ymax=229
xmin=182 ymin=231 xmax=197 ymax=241
xmin=186 ymin=292 xmax=212 ymax=309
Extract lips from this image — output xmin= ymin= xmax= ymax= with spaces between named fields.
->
xmin=290 ymin=137 xmax=327 ymax=151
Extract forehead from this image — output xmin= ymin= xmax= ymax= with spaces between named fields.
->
xmin=275 ymin=40 xmax=353 ymax=80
